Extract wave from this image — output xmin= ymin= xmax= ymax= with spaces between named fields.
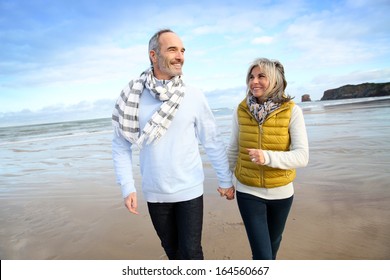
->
xmin=2 ymin=96 xmax=389 ymax=146
xmin=0 ymin=129 xmax=112 ymax=146
xmin=212 ymin=107 xmax=234 ymax=116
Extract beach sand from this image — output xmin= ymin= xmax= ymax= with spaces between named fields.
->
xmin=1 ymin=100 xmax=390 ymax=260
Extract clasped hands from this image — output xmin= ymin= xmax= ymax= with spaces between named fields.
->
xmin=217 ymin=186 xmax=235 ymax=200
xmin=125 ymin=185 xmax=236 ymax=215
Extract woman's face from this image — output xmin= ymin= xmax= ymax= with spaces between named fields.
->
xmin=248 ymin=66 xmax=270 ymax=102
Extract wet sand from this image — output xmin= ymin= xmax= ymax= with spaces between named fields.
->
xmin=1 ymin=172 xmax=389 ymax=260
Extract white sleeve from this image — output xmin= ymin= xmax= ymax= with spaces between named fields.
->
xmin=112 ymin=128 xmax=136 ymax=198
xmin=194 ymin=91 xmax=233 ymax=188
xmin=263 ymin=105 xmax=309 ymax=169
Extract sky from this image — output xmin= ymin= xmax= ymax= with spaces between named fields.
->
xmin=1 ymin=0 xmax=390 ymax=124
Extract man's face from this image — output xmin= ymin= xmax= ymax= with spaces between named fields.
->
xmin=151 ymin=32 xmax=185 ymax=80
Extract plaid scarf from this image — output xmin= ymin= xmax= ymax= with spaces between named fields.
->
xmin=246 ymin=95 xmax=281 ymax=124
xmin=112 ymin=68 xmax=185 ymax=148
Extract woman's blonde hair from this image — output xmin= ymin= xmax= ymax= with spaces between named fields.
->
xmin=246 ymin=58 xmax=292 ymax=103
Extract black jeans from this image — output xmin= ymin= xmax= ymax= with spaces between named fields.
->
xmin=237 ymin=191 xmax=293 ymax=260
xmin=147 ymin=195 xmax=204 ymax=260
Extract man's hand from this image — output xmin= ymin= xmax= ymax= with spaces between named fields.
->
xmin=124 ymin=192 xmax=139 ymax=214
xmin=217 ymin=186 xmax=235 ymax=200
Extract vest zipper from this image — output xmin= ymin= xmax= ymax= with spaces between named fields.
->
xmin=259 ymin=124 xmax=264 ymax=187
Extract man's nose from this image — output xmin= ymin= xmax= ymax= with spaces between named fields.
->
xmin=176 ymin=51 xmax=184 ymax=60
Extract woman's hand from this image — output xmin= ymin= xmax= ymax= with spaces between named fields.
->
xmin=247 ymin=148 xmax=265 ymax=165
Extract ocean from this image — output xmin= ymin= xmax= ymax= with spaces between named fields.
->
xmin=1 ymin=96 xmax=390 ymax=260
xmin=1 ymin=96 xmax=390 ymax=190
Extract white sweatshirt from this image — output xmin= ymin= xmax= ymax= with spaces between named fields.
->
xmin=112 ymin=82 xmax=233 ymax=203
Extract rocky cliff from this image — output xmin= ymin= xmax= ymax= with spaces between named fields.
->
xmin=321 ymin=82 xmax=390 ymax=100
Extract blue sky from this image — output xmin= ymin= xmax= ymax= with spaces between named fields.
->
xmin=1 ymin=0 xmax=389 ymax=123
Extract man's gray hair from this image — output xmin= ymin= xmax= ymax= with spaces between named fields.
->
xmin=148 ymin=29 xmax=174 ymax=65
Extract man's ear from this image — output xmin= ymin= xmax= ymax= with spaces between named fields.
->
xmin=149 ymin=50 xmax=157 ymax=63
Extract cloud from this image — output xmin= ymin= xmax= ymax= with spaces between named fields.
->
xmin=311 ymin=68 xmax=390 ymax=87
xmin=282 ymin=1 xmax=390 ymax=68
xmin=204 ymin=87 xmax=246 ymax=109
xmin=0 ymin=89 xmax=243 ymax=127
xmin=0 ymin=98 xmax=116 ymax=127
xmin=1 ymin=43 xmax=148 ymax=89
xmin=1 ymin=0 xmax=389 ymax=115
xmin=252 ymin=36 xmax=274 ymax=45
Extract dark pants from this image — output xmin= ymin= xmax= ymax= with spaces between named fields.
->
xmin=147 ymin=195 xmax=204 ymax=260
xmin=237 ymin=191 xmax=293 ymax=260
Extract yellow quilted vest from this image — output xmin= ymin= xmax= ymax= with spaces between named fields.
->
xmin=234 ymin=99 xmax=296 ymax=188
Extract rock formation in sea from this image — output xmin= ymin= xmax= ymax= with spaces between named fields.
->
xmin=321 ymin=82 xmax=390 ymax=100
xmin=301 ymin=94 xmax=311 ymax=102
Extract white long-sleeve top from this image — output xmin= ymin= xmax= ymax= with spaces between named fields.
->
xmin=112 ymin=82 xmax=233 ymax=203
xmin=227 ymin=104 xmax=309 ymax=200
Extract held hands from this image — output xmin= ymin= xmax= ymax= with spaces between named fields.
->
xmin=124 ymin=192 xmax=139 ymax=215
xmin=125 ymin=187 xmax=236 ymax=213
xmin=247 ymin=148 xmax=265 ymax=165
xmin=217 ymin=186 xmax=235 ymax=200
